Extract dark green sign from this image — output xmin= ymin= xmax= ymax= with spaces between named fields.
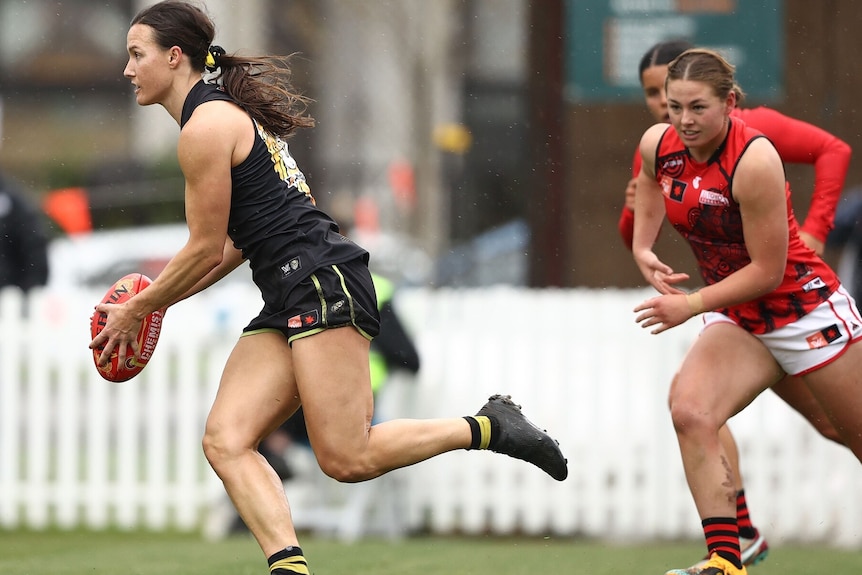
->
xmin=565 ymin=0 xmax=783 ymax=102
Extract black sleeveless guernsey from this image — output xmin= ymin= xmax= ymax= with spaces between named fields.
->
xmin=179 ymin=80 xmax=368 ymax=306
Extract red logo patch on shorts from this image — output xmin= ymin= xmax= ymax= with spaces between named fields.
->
xmin=806 ymin=324 xmax=841 ymax=349
xmin=288 ymin=309 xmax=319 ymax=329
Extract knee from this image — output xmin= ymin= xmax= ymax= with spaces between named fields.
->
xmin=799 ymin=409 xmax=845 ymax=445
xmin=668 ymin=395 xmax=718 ymax=438
xmin=315 ymin=449 xmax=376 ymax=483
xmin=814 ymin=420 xmax=846 ymax=445
xmin=201 ymin=422 xmax=252 ymax=470
xmin=667 ymin=372 xmax=681 ymax=411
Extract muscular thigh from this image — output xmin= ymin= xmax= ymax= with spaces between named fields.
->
xmin=207 ymin=331 xmax=300 ymax=444
xmin=291 ymin=326 xmax=374 ymax=458
xmin=674 ymin=323 xmax=783 ymax=421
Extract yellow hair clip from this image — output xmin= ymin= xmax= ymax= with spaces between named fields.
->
xmin=205 ymin=45 xmax=225 ymax=72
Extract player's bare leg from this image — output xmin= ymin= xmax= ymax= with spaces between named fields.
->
xmin=668 ymin=324 xmax=782 ymax=573
xmin=204 ymin=328 xmax=566 ymax=574
xmin=771 ymin=374 xmax=843 ymax=443
xmin=801 ymin=342 xmax=862 ymax=462
xmin=203 ymin=332 xmax=303 ymax=560
xmin=293 ymin=327 xmax=568 ymax=482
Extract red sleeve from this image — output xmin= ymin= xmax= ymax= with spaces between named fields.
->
xmin=737 ymin=107 xmax=852 ymax=242
xmin=618 ymin=206 xmax=635 ymax=251
xmin=618 ymin=148 xmax=642 ymax=251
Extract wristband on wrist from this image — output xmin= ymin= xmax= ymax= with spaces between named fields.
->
xmin=686 ymin=291 xmax=704 ymax=316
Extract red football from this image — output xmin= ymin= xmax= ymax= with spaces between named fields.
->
xmin=90 ymin=273 xmax=165 ymax=382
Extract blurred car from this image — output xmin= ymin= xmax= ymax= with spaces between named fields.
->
xmin=47 ymin=224 xmax=252 ymax=290
xmin=46 ymin=224 xmax=260 ymax=337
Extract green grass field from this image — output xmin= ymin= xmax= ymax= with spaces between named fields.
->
xmin=1 ymin=530 xmax=860 ymax=574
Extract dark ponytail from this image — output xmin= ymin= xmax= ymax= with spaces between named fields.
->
xmin=132 ymin=0 xmax=314 ymax=138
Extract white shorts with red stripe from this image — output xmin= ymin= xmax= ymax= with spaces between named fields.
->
xmin=701 ymin=284 xmax=862 ymax=376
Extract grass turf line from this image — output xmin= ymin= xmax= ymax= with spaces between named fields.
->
xmin=1 ymin=530 xmax=860 ymax=575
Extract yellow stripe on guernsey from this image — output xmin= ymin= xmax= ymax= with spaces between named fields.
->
xmin=269 ymin=557 xmax=310 ymax=575
xmin=475 ymin=415 xmax=492 ymax=450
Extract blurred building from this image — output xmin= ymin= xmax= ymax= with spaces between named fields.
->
xmin=0 ymin=1 xmax=860 ymax=288
xmin=0 ymin=0 xmax=534 ymax=287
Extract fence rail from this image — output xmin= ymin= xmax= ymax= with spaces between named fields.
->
xmin=1 ymin=285 xmax=860 ymax=545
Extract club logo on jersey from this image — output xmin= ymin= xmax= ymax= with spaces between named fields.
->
xmin=793 ymin=263 xmax=813 ymax=281
xmin=659 ymin=153 xmax=686 ymax=178
xmin=288 ymin=309 xmax=319 ymax=329
xmin=660 ymin=176 xmax=686 ymax=203
xmin=806 ymin=324 xmax=842 ymax=349
xmin=801 ymin=276 xmax=826 ymax=292
xmin=281 ymin=257 xmax=302 ymax=278
xmin=698 ymin=189 xmax=729 ymax=207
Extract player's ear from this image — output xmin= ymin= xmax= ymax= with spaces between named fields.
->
xmin=725 ymin=89 xmax=738 ymax=113
xmin=168 ymin=45 xmax=183 ymax=68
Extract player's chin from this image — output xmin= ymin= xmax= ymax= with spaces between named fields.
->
xmin=134 ymin=92 xmax=155 ymax=106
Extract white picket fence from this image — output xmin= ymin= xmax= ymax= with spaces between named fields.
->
xmin=1 ymin=285 xmax=860 ymax=546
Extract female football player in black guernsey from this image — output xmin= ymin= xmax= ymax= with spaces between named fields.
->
xmin=89 ymin=2 xmax=567 ymax=573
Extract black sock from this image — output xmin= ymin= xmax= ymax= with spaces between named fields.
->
xmin=463 ymin=415 xmax=496 ymax=450
xmin=268 ymin=546 xmax=309 ymax=574
xmin=736 ymin=489 xmax=759 ymax=540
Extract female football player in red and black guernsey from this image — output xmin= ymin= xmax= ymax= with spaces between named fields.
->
xmin=89 ymin=2 xmax=567 ymax=574
xmin=619 ymin=40 xmax=853 ymax=573
xmin=632 ymin=48 xmax=862 ymax=575
xmin=618 ymin=42 xmax=851 ymax=255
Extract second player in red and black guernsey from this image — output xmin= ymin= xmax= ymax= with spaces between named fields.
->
xmin=620 ymin=40 xmax=854 ymax=573
xmin=632 ymin=48 xmax=862 ymax=575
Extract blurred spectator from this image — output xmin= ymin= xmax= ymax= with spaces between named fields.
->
xmin=0 ymin=175 xmax=49 ymax=292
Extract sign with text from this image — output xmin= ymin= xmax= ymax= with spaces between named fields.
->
xmin=565 ymin=0 xmax=783 ymax=102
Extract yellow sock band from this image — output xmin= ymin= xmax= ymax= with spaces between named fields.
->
xmin=270 ymin=556 xmax=310 ymax=575
xmin=475 ymin=415 xmax=492 ymax=450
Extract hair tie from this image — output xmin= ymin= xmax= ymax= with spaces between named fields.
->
xmin=205 ymin=45 xmax=225 ymax=71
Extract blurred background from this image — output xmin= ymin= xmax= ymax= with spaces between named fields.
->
xmin=2 ymin=0 xmax=862 ymax=559
xmin=4 ymin=0 xmax=859 ymax=291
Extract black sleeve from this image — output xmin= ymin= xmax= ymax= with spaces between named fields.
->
xmin=372 ymin=299 xmax=420 ymax=374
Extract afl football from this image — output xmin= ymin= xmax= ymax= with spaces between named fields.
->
xmin=90 ymin=273 xmax=165 ymax=382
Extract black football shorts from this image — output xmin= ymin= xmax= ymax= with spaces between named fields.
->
xmin=243 ymin=256 xmax=380 ymax=345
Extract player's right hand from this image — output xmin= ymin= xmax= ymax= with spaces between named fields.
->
xmin=633 ymin=249 xmax=690 ymax=295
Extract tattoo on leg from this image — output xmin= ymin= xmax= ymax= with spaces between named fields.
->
xmin=720 ymin=455 xmax=736 ymax=504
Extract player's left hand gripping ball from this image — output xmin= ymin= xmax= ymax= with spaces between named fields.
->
xmin=90 ymin=273 xmax=165 ymax=382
